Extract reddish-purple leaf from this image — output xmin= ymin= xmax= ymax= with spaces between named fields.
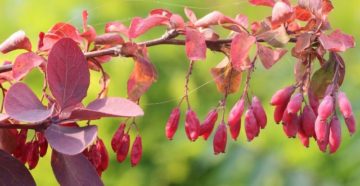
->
xmin=271 ymin=1 xmax=293 ymax=28
xmin=128 ymin=16 xmax=168 ymax=38
xmin=94 ymin=33 xmax=124 ymax=46
xmin=0 ymin=30 xmax=32 ymax=54
xmin=47 ymin=38 xmax=90 ymax=110
xmin=40 ymin=23 xmax=82 ymax=51
xmin=257 ymin=44 xmax=287 ymax=69
xmin=185 ymin=27 xmax=207 ymax=61
xmin=211 ymin=58 xmax=242 ymax=94
xmin=249 ymin=0 xmax=275 ymax=7
xmin=4 ymin=82 xmax=54 ymax=122
xmin=319 ymin=30 xmax=355 ymax=52
xmin=51 ymin=150 xmax=103 ymax=186
xmin=257 ymin=25 xmax=290 ymax=47
xmin=194 ymin=11 xmax=233 ymax=27
xmin=12 ymin=52 xmax=46 ymax=81
xmin=45 ymin=125 xmax=97 ymax=155
xmin=230 ymin=32 xmax=256 ymax=71
xmin=0 ymin=149 xmax=36 ymax=186
xmin=298 ymin=0 xmax=322 ymax=15
xmin=70 ymin=98 xmax=143 ymax=120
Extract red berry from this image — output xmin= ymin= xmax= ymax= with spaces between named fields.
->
xmin=308 ymin=89 xmax=319 ymax=115
xmin=111 ymin=123 xmax=126 ymax=152
xmin=338 ymin=92 xmax=353 ymax=118
xmin=200 ymin=109 xmax=218 ymax=140
xmin=274 ymin=103 xmax=287 ymax=124
xmin=97 ymin=139 xmax=109 ymax=171
xmin=165 ymin=107 xmax=181 ymax=140
xmin=301 ymin=105 xmax=316 ymax=137
xmin=283 ymin=115 xmax=299 ymax=138
xmin=317 ymin=95 xmax=334 ymax=120
xmin=245 ymin=109 xmax=259 ymax=141
xmin=28 ymin=141 xmax=39 ymax=170
xmin=286 ymin=93 xmax=303 ymax=114
xmin=213 ymin=123 xmax=227 ymax=155
xmin=116 ymin=133 xmax=130 ymax=163
xmin=185 ymin=109 xmax=200 ymax=141
xmin=282 ymin=108 xmax=294 ymax=125
xmin=345 ymin=114 xmax=356 ymax=135
xmin=329 ymin=116 xmax=342 ymax=154
xmin=315 ymin=117 xmax=329 ymax=144
xmin=38 ymin=140 xmax=48 ymax=157
xmin=130 ymin=135 xmax=143 ymax=167
xmin=228 ymin=98 xmax=245 ymax=127
xmin=252 ymin=96 xmax=267 ymax=129
xmin=298 ymin=127 xmax=310 ymax=148
xmin=270 ymin=86 xmax=295 ymax=106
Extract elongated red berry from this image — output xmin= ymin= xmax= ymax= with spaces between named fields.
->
xmin=116 ymin=133 xmax=130 ymax=163
xmin=111 ymin=123 xmax=126 ymax=152
xmin=39 ymin=140 xmax=48 ymax=157
xmin=301 ymin=105 xmax=316 ymax=137
xmin=282 ymin=109 xmax=294 ymax=125
xmin=20 ymin=142 xmax=30 ymax=164
xmin=308 ymin=89 xmax=319 ymax=115
xmin=329 ymin=116 xmax=342 ymax=154
xmin=345 ymin=114 xmax=356 ymax=135
xmin=130 ymin=135 xmax=143 ymax=167
xmin=252 ymin=96 xmax=267 ymax=129
xmin=298 ymin=127 xmax=309 ymax=148
xmin=28 ymin=141 xmax=39 ymax=170
xmin=185 ymin=109 xmax=200 ymax=141
xmin=270 ymin=86 xmax=295 ymax=106
xmin=88 ymin=144 xmax=101 ymax=169
xmin=286 ymin=93 xmax=303 ymax=114
xmin=317 ymin=95 xmax=334 ymax=120
xmin=165 ymin=107 xmax=181 ymax=140
xmin=274 ymin=103 xmax=287 ymax=124
xmin=213 ymin=123 xmax=227 ymax=155
xmin=315 ymin=117 xmax=329 ymax=143
xmin=97 ymin=139 xmax=109 ymax=171
xmin=228 ymin=98 xmax=245 ymax=127
xmin=338 ymin=92 xmax=353 ymax=118
xmin=229 ymin=122 xmax=241 ymax=141
xmin=283 ymin=115 xmax=299 ymax=138
xmin=245 ymin=109 xmax=259 ymax=141
xmin=200 ymin=109 xmax=218 ymax=140
xmin=17 ymin=129 xmax=28 ymax=148
xmin=317 ymin=137 xmax=329 ymax=152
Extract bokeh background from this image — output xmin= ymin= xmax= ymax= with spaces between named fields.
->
xmin=0 ymin=0 xmax=359 ymax=185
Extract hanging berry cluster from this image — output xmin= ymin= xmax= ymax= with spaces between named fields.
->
xmin=0 ymin=0 xmax=356 ymax=185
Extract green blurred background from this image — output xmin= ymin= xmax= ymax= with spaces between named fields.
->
xmin=0 ymin=0 xmax=359 ymax=185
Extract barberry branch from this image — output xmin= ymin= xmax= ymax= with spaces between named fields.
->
xmin=0 ymin=34 xmax=297 ymax=74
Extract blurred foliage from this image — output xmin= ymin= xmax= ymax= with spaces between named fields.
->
xmin=0 ymin=0 xmax=359 ymax=186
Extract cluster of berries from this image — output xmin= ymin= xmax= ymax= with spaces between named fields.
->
xmin=165 ymin=95 xmax=267 ymax=155
xmin=111 ymin=123 xmax=143 ymax=167
xmin=12 ymin=129 xmax=48 ymax=169
xmin=271 ymin=85 xmax=356 ymax=153
xmin=83 ymin=138 xmax=109 ymax=176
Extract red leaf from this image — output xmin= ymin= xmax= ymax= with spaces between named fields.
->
xmin=127 ymin=55 xmax=158 ymax=101
xmin=45 ymin=125 xmax=97 ymax=155
xmin=271 ymin=1 xmax=293 ymax=28
xmin=48 ymin=23 xmax=82 ymax=42
xmin=70 ymin=97 xmax=144 ymax=120
xmin=0 ymin=30 xmax=32 ymax=54
xmin=4 ymin=82 xmax=54 ymax=123
xmin=184 ymin=7 xmax=197 ymax=23
xmin=294 ymin=6 xmax=312 ymax=21
xmin=249 ymin=0 xmax=275 ymax=7
xmin=150 ymin=9 xmax=172 ymax=18
xmin=47 ymin=38 xmax=90 ymax=110
xmin=128 ymin=15 xmax=168 ymax=38
xmin=318 ymin=30 xmax=355 ymax=52
xmin=195 ymin=11 xmax=227 ymax=27
xmin=94 ymin=33 xmax=124 ymax=45
xmin=0 ymin=149 xmax=36 ymax=186
xmin=210 ymin=58 xmax=242 ymax=94
xmin=257 ymin=44 xmax=287 ymax=69
xmin=230 ymin=32 xmax=256 ymax=71
xmin=12 ymin=52 xmax=46 ymax=81
xmin=185 ymin=28 xmax=207 ymax=61
xmin=105 ymin=21 xmax=129 ymax=36
xmin=51 ymin=150 xmax=103 ymax=186
xmin=0 ymin=61 xmax=14 ymax=83
xmin=298 ymin=0 xmax=322 ymax=15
